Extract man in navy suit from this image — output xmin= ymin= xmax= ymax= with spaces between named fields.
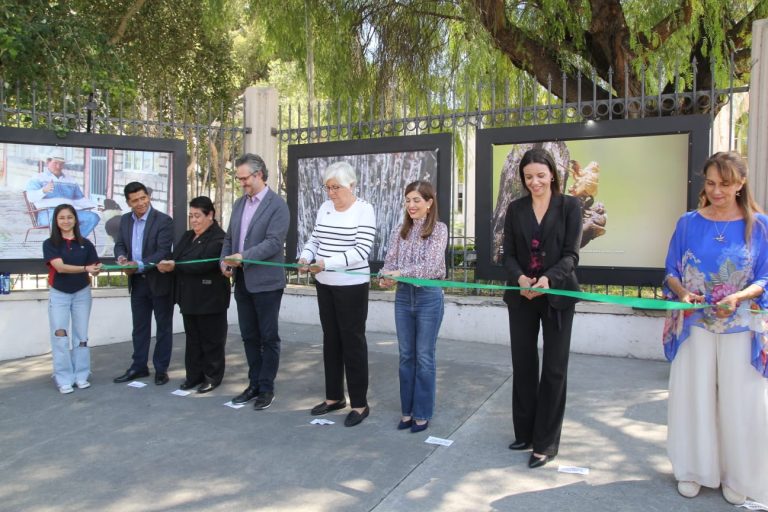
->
xmin=113 ymin=182 xmax=175 ymax=385
xmin=221 ymin=153 xmax=289 ymax=410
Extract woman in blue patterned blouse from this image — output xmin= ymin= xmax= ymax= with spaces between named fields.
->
xmin=380 ymin=181 xmax=448 ymax=433
xmin=663 ymin=152 xmax=768 ymax=505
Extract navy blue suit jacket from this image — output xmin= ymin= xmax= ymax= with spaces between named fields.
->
xmin=114 ymin=206 xmax=174 ymax=296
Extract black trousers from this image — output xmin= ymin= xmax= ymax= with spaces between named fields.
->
xmin=182 ymin=312 xmax=228 ymax=385
xmin=507 ymin=296 xmax=575 ymax=456
xmin=315 ymin=282 xmax=369 ymax=408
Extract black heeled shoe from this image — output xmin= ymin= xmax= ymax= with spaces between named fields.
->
xmin=508 ymin=440 xmax=531 ymax=450
xmin=528 ymin=453 xmax=555 ymax=468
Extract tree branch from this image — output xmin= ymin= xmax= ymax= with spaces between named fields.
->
xmin=636 ymin=0 xmax=693 ymax=51
xmin=728 ymin=0 xmax=768 ymax=51
xmin=108 ymin=0 xmax=148 ymax=46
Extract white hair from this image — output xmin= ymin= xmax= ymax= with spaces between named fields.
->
xmin=323 ymin=161 xmax=357 ymax=187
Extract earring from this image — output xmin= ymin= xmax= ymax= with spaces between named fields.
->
xmin=736 ymin=191 xmax=741 ymax=197
xmin=551 ymin=177 xmax=555 ymax=182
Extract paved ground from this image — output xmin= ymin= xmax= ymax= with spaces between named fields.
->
xmin=0 ymin=322 xmax=740 ymax=511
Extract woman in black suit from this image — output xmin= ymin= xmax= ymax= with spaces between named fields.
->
xmin=158 ymin=196 xmax=231 ymax=393
xmin=502 ymin=148 xmax=582 ymax=468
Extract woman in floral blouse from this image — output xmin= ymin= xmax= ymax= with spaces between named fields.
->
xmin=380 ymin=181 xmax=448 ymax=433
xmin=663 ymin=151 xmax=768 ymax=505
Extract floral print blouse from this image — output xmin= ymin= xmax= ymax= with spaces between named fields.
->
xmin=663 ymin=211 xmax=768 ymax=377
xmin=382 ymin=219 xmax=448 ymax=280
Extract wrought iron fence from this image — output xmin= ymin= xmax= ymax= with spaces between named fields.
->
xmin=275 ymin=59 xmax=750 ymax=298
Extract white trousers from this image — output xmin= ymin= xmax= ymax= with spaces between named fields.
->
xmin=668 ymin=327 xmax=768 ymax=503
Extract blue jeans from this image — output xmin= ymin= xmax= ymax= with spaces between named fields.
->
xmin=234 ymin=275 xmax=283 ymax=393
xmin=48 ymin=287 xmax=92 ymax=386
xmin=39 ymin=208 xmax=100 ymax=238
xmin=395 ymin=283 xmax=444 ymax=421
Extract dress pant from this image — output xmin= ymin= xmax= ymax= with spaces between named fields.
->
xmin=668 ymin=327 xmax=768 ymax=504
xmin=182 ymin=312 xmax=227 ymax=385
xmin=315 ymin=282 xmax=369 ymax=408
xmin=234 ymin=272 xmax=283 ymax=393
xmin=507 ymin=296 xmax=574 ymax=456
xmin=129 ymin=275 xmax=174 ymax=373
xmin=395 ymin=283 xmax=444 ymax=421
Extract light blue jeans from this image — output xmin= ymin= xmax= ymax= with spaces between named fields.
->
xmin=48 ymin=287 xmax=92 ymax=386
xmin=395 ymin=283 xmax=444 ymax=421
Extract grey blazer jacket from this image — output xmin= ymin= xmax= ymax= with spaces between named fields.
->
xmin=221 ymin=188 xmax=290 ymax=293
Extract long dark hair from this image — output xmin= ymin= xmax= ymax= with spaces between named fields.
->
xmin=400 ymin=181 xmax=438 ymax=239
xmin=49 ymin=204 xmax=84 ymax=246
xmin=698 ymin=151 xmax=764 ymax=244
xmin=518 ymin=148 xmax=562 ymax=196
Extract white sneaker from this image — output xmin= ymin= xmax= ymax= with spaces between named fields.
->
xmin=677 ymin=481 xmax=700 ymax=498
xmin=59 ymin=384 xmax=74 ymax=394
xmin=75 ymin=380 xmax=91 ymax=389
xmin=722 ymin=484 xmax=746 ymax=505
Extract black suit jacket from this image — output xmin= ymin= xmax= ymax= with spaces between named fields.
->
xmin=171 ymin=221 xmax=231 ymax=315
xmin=114 ymin=207 xmax=174 ymax=296
xmin=502 ymin=194 xmax=582 ymax=309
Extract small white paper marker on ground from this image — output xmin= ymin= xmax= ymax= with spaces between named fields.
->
xmin=558 ymin=466 xmax=590 ymax=475
xmin=424 ymin=436 xmax=453 ymax=447
xmin=310 ymin=419 xmax=335 ymax=425
xmin=171 ymin=389 xmax=191 ymax=397
xmin=740 ymin=501 xmax=768 ymax=511
xmin=127 ymin=381 xmax=147 ymax=388
xmin=223 ymin=401 xmax=245 ymax=409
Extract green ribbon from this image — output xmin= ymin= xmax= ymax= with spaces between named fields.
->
xmin=100 ymin=257 xmax=754 ymax=313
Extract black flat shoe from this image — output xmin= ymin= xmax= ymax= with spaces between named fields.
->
xmin=113 ymin=369 xmax=150 ymax=383
xmin=508 ymin=440 xmax=532 ymax=450
xmin=410 ymin=420 xmax=429 ymax=433
xmin=180 ymin=380 xmax=202 ymax=391
xmin=232 ymin=386 xmax=259 ymax=405
xmin=344 ymin=406 xmax=370 ymax=427
xmin=311 ymin=400 xmax=347 ymax=416
xmin=197 ymin=381 xmax=219 ymax=394
xmin=154 ymin=372 xmax=169 ymax=385
xmin=528 ymin=453 xmax=555 ymax=468
xmin=397 ymin=419 xmax=413 ymax=430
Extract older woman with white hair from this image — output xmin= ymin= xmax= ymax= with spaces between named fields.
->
xmin=299 ymin=161 xmax=376 ymax=427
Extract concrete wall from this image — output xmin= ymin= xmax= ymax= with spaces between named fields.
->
xmin=0 ymin=285 xmax=666 ymax=363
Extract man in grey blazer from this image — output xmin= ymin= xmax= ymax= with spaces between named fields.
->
xmin=222 ymin=153 xmax=290 ymax=410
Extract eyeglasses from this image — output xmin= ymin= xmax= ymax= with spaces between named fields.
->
xmin=323 ymin=185 xmax=343 ymax=192
xmin=236 ymin=172 xmax=256 ymax=182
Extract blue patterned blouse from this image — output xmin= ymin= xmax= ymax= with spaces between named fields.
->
xmin=663 ymin=211 xmax=768 ymax=377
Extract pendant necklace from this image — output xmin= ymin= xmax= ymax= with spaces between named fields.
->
xmin=713 ymin=220 xmax=731 ymax=242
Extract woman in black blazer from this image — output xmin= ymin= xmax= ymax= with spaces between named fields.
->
xmin=502 ymin=148 xmax=582 ymax=468
xmin=158 ymin=196 xmax=231 ymax=393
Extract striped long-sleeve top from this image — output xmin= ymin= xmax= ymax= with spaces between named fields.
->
xmin=300 ymin=199 xmax=376 ymax=286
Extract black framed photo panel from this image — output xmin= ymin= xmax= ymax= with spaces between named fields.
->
xmin=287 ymin=133 xmax=452 ymax=271
xmin=475 ymin=116 xmax=711 ymax=286
xmin=0 ymin=127 xmax=187 ymax=273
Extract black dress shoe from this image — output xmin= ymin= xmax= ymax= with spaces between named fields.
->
xmin=253 ymin=392 xmax=274 ymax=410
xmin=231 ymin=386 xmax=259 ymax=405
xmin=509 ymin=440 xmax=532 ymax=450
xmin=196 ymin=381 xmax=219 ymax=394
xmin=113 ymin=369 xmax=150 ymax=383
xmin=344 ymin=406 xmax=370 ymax=427
xmin=528 ymin=453 xmax=555 ymax=468
xmin=310 ymin=400 xmax=347 ymax=416
xmin=180 ymin=380 xmax=202 ymax=391
xmin=155 ymin=373 xmax=169 ymax=385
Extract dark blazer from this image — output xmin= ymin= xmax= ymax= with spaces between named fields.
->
xmin=502 ymin=194 xmax=582 ymax=310
xmin=221 ymin=187 xmax=290 ymax=293
xmin=172 ymin=221 xmax=231 ymax=315
xmin=114 ymin=206 xmax=174 ymax=296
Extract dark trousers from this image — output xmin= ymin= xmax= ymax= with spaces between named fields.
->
xmin=182 ymin=312 xmax=227 ymax=385
xmin=129 ymin=275 xmax=174 ymax=373
xmin=315 ymin=282 xmax=369 ymax=408
xmin=507 ymin=296 xmax=575 ymax=456
xmin=234 ymin=272 xmax=282 ymax=393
